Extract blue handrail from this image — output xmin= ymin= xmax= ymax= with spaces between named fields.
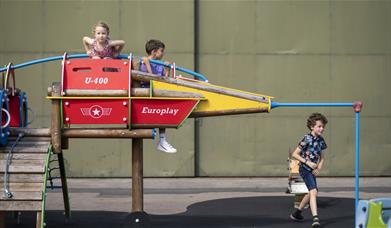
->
xmin=0 ymin=54 xmax=208 ymax=82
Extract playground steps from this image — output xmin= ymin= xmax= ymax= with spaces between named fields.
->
xmin=0 ymin=137 xmax=51 ymax=228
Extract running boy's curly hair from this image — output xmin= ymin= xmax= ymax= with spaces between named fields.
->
xmin=92 ymin=21 xmax=110 ymax=35
xmin=145 ymin=39 xmax=165 ymax=55
xmin=307 ymin=113 xmax=328 ymax=130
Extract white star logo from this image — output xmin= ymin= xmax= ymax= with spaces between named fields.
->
xmin=80 ymin=105 xmax=112 ymax=119
xmin=88 ymin=105 xmax=104 ymax=119
xmin=92 ymin=108 xmax=101 ymax=116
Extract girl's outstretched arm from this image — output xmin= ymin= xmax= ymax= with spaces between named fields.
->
xmin=83 ymin=36 xmax=94 ymax=55
xmin=109 ymin=40 xmax=125 ymax=57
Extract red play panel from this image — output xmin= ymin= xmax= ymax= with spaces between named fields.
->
xmin=8 ymin=95 xmax=21 ymax=127
xmin=131 ymin=99 xmax=198 ymax=127
xmin=62 ymin=58 xmax=130 ymax=91
xmin=63 ymin=99 xmax=129 ymax=125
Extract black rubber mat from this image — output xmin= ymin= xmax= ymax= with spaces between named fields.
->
xmin=5 ymin=196 xmax=354 ymax=227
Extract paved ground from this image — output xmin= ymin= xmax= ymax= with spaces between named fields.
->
xmin=4 ymin=177 xmax=391 ymax=227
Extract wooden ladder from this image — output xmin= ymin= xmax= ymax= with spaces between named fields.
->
xmin=0 ymin=137 xmax=51 ymax=228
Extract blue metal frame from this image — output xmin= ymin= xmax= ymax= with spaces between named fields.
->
xmin=0 ymin=54 xmax=209 ymax=82
xmin=271 ymin=101 xmax=361 ymax=227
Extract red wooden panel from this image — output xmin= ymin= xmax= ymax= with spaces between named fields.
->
xmin=131 ymin=99 xmax=198 ymax=126
xmin=63 ymin=99 xmax=129 ymax=125
xmin=62 ymin=59 xmax=130 ymax=91
xmin=8 ymin=96 xmax=21 ymax=127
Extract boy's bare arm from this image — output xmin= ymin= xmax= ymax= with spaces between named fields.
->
xmin=292 ymin=147 xmax=318 ymax=169
xmin=292 ymin=147 xmax=305 ymax=163
xmin=143 ymin=58 xmax=153 ymax=74
xmin=164 ymin=61 xmax=170 ymax=77
xmin=317 ymin=153 xmax=325 ymax=170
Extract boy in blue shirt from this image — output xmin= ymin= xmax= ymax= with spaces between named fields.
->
xmin=290 ymin=113 xmax=328 ymax=228
xmin=139 ymin=39 xmax=177 ymax=153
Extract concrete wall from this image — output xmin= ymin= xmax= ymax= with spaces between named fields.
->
xmin=0 ymin=0 xmax=389 ymax=177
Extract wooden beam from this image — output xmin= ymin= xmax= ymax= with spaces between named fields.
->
xmin=36 ymin=212 xmax=42 ymax=228
xmin=132 ymin=138 xmax=143 ymax=212
xmin=58 ymin=153 xmax=71 ymax=219
xmin=62 ymin=129 xmax=154 ymax=138
xmin=9 ymin=128 xmax=154 ymax=139
xmin=131 ymin=70 xmax=269 ymax=103
xmin=131 ymin=88 xmax=204 ymax=98
xmin=50 ymin=82 xmax=62 ymax=154
xmin=64 ymin=89 xmax=128 ymax=96
xmin=190 ymin=107 xmax=269 ymax=117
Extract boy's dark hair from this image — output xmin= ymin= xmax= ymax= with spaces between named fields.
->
xmin=307 ymin=113 xmax=328 ymax=130
xmin=145 ymin=39 xmax=165 ymax=55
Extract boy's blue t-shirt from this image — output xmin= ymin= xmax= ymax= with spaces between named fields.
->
xmin=298 ymin=133 xmax=327 ymax=172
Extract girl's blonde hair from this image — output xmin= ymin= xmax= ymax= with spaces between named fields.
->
xmin=92 ymin=21 xmax=110 ymax=35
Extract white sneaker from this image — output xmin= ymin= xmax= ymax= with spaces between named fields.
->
xmin=157 ymin=140 xmax=177 ymax=153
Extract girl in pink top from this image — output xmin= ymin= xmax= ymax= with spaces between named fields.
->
xmin=83 ymin=21 xmax=125 ymax=59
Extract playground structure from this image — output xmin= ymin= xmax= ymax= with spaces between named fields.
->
xmin=0 ymin=53 xmax=380 ymax=227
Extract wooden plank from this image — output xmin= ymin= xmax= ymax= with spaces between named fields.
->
xmin=0 ymin=183 xmax=43 ymax=192
xmin=8 ymin=137 xmax=51 ymax=142
xmin=0 ymin=201 xmax=42 ymax=211
xmin=6 ymin=141 xmax=50 ymax=146
xmin=0 ymin=160 xmax=45 ymax=173
xmin=0 ymin=174 xmax=44 ymax=183
xmin=0 ymin=145 xmax=49 ymax=153
xmin=9 ymin=128 xmax=51 ymax=137
xmin=0 ymin=153 xmax=47 ymax=160
xmin=0 ymin=191 xmax=42 ymax=201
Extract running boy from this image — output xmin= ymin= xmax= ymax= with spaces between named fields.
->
xmin=290 ymin=113 xmax=328 ymax=228
xmin=139 ymin=39 xmax=176 ymax=153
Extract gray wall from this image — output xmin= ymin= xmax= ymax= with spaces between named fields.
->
xmin=0 ymin=0 xmax=390 ymax=177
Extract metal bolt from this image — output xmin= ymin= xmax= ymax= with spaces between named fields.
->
xmin=123 ymin=117 xmax=127 ymax=122
xmin=65 ymin=102 xmax=69 ymax=106
xmin=7 ymin=131 xmax=10 ymax=135
xmin=66 ymin=61 xmax=71 ymax=64
xmin=124 ymin=61 xmax=128 ymax=65
xmin=65 ymin=117 xmax=70 ymax=122
xmin=123 ymin=101 xmax=127 ymax=106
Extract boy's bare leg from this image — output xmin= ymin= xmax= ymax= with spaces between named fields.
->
xmin=298 ymin=193 xmax=310 ymax=210
xmin=309 ymin=189 xmax=318 ymax=216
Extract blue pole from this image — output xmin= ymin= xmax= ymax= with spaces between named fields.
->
xmin=355 ymin=111 xmax=360 ymax=227
xmin=271 ymin=102 xmax=354 ymax=108
xmin=0 ymin=54 xmax=208 ymax=82
xmin=272 ymin=101 xmax=362 ymax=225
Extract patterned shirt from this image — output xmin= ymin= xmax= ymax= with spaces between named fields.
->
xmin=298 ymin=133 xmax=327 ymax=171
xmin=90 ymin=39 xmax=114 ymax=58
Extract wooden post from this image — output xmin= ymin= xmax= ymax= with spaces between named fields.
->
xmin=50 ymin=82 xmax=62 ymax=154
xmin=0 ymin=211 xmax=5 ymax=228
xmin=58 ymin=153 xmax=71 ymax=219
xmin=132 ymin=138 xmax=143 ymax=212
xmin=36 ymin=212 xmax=41 ymax=228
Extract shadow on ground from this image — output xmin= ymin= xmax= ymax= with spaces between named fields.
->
xmin=5 ymin=196 xmax=354 ymax=227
